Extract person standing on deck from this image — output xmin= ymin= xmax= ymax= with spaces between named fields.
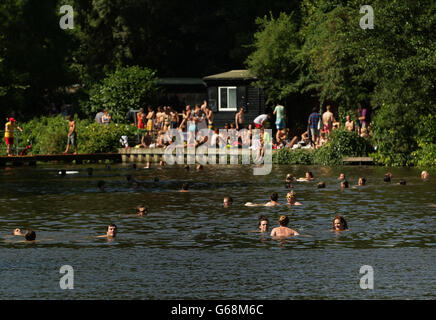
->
xmin=63 ymin=115 xmax=78 ymax=154
xmin=4 ymin=117 xmax=23 ymax=156
xmin=235 ymin=107 xmax=245 ymax=130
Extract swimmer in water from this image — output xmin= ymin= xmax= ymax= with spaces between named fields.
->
xmin=298 ymin=171 xmax=314 ymax=181
xmin=285 ymin=174 xmax=295 ymax=188
xmin=180 ymin=183 xmax=189 ymax=192
xmin=245 ymin=192 xmax=281 ymax=207
xmin=196 ymin=164 xmax=203 ymax=171
xmin=12 ymin=229 xmax=36 ymax=241
xmin=338 ymin=173 xmax=346 ymax=180
xmin=270 ymin=215 xmax=299 ymax=237
xmin=258 ymin=215 xmax=269 ymax=233
xmin=398 ymin=179 xmax=406 ymax=185
xmin=97 ymin=180 xmax=106 ymax=192
xmin=136 ymin=205 xmax=148 ymax=216
xmin=286 ymin=191 xmax=303 ymax=206
xmin=317 ymin=181 xmax=326 ymax=188
xmin=144 ymin=162 xmax=151 ymax=169
xmin=358 ymin=177 xmax=366 ymax=186
xmin=331 ymin=215 xmax=348 ymax=232
xmin=97 ymin=224 xmax=117 ymax=238
xmin=223 ymin=196 xmax=233 ymax=207
xmin=340 ymin=180 xmax=349 ymax=189
xmin=421 ymin=171 xmax=429 ymax=180
xmin=384 ymin=172 xmax=392 ymax=182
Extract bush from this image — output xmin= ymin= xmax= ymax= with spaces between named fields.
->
xmin=313 ymin=129 xmax=374 ymax=165
xmin=411 ymin=114 xmax=436 ymax=167
xmin=273 ymin=148 xmax=314 ymax=164
xmin=86 ymin=66 xmax=160 ymax=122
xmin=17 ymin=115 xmax=141 ymax=154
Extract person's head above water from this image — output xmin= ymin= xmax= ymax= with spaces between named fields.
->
xmin=270 ymin=192 xmax=279 ymax=202
xmin=338 ymin=173 xmax=345 ymax=180
xmin=286 ymin=191 xmax=296 ymax=203
xmin=24 ymin=229 xmax=36 ymax=241
xmin=306 ymin=171 xmax=314 ymax=179
xmin=181 ymin=183 xmax=189 ymax=191
xmin=278 ymin=215 xmax=289 ymax=227
xmin=333 ymin=216 xmax=348 ymax=231
xmin=13 ymin=228 xmax=23 ymax=236
xmin=223 ymin=196 xmax=233 ymax=207
xmin=421 ymin=171 xmax=429 ymax=179
xmin=258 ymin=215 xmax=269 ymax=233
xmin=97 ymin=180 xmax=106 ymax=191
xmin=384 ymin=174 xmax=391 ymax=182
xmin=106 ymin=224 xmax=117 ymax=237
xmin=358 ymin=177 xmax=366 ymax=186
xmin=285 ymin=174 xmax=295 ymax=183
xmin=340 ymin=180 xmax=349 ymax=188
xmin=399 ymin=179 xmax=406 ymax=185
xmin=136 ymin=205 xmax=148 ymax=216
xmin=317 ymin=181 xmax=326 ymax=188
xmin=196 ymin=164 xmax=203 ymax=171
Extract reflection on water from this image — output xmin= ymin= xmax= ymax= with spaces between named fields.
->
xmin=0 ymin=164 xmax=435 ymax=299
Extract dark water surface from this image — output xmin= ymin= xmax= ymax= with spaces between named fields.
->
xmin=0 ymin=164 xmax=435 ymax=299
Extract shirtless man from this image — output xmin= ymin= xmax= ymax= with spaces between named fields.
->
xmin=235 ymin=108 xmax=244 ymax=130
xmin=4 ymin=117 xmax=23 ymax=156
xmin=286 ymin=191 xmax=303 ymax=206
xmin=202 ymin=100 xmax=214 ymax=130
xmin=63 ymin=115 xmax=78 ymax=154
xmin=13 ymin=228 xmax=36 ymax=241
xmin=270 ymin=215 xmax=299 ymax=237
xmin=136 ymin=205 xmax=148 ymax=216
xmin=245 ymin=192 xmax=281 ymax=207
xmin=345 ymin=115 xmax=354 ymax=132
xmin=96 ymin=224 xmax=117 ymax=238
xmin=322 ymin=105 xmax=336 ymax=136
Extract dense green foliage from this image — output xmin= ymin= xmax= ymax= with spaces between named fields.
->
xmin=85 ymin=66 xmax=159 ymax=122
xmin=18 ymin=115 xmax=140 ymax=154
xmin=248 ymin=0 xmax=436 ymax=166
xmin=273 ymin=129 xmax=374 ymax=165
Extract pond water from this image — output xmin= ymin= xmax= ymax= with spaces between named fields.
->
xmin=0 ymin=164 xmax=435 ymax=299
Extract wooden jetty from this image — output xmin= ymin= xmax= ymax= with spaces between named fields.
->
xmin=342 ymin=157 xmax=374 ymax=165
xmin=0 ymin=153 xmax=121 ymax=166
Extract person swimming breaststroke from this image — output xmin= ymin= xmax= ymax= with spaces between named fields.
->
xmin=332 ymin=215 xmax=348 ymax=232
xmin=270 ymin=215 xmax=299 ymax=237
xmin=298 ymin=171 xmax=314 ymax=181
xmin=223 ymin=196 xmax=233 ymax=207
xmin=245 ymin=192 xmax=281 ymax=207
xmin=286 ymin=191 xmax=303 ymax=206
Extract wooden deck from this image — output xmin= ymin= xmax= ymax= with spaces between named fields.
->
xmin=342 ymin=157 xmax=374 ymax=165
xmin=0 ymin=153 xmax=121 ymax=166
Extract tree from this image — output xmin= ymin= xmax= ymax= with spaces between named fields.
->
xmin=87 ymin=66 xmax=159 ymax=122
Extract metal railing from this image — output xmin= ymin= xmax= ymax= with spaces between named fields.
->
xmin=0 ymin=130 xmax=27 ymax=156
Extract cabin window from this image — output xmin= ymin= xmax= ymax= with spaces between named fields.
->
xmin=218 ymin=87 xmax=237 ymax=111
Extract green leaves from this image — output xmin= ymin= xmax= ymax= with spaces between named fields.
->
xmin=87 ymin=65 xmax=159 ymax=122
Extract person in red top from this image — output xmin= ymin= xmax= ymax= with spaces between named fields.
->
xmin=4 ymin=117 xmax=23 ymax=156
xmin=137 ymin=108 xmax=146 ymax=129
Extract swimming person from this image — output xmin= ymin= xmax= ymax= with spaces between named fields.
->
xmin=286 ymin=191 xmax=303 ymax=206
xmin=297 ymin=171 xmax=314 ymax=181
xmin=13 ymin=228 xmax=24 ymax=236
xmin=270 ymin=215 xmax=299 ymax=237
xmin=421 ymin=171 xmax=429 ymax=180
xmin=338 ymin=173 xmax=346 ymax=180
xmin=223 ymin=196 xmax=233 ymax=207
xmin=317 ymin=182 xmax=326 ymax=188
xmin=97 ymin=180 xmax=106 ymax=192
xmin=24 ymin=230 xmax=36 ymax=241
xmin=180 ymin=183 xmax=189 ymax=192
xmin=245 ymin=192 xmax=281 ymax=207
xmin=136 ymin=205 xmax=148 ymax=216
xmin=332 ymin=216 xmax=348 ymax=232
xmin=358 ymin=177 xmax=366 ymax=186
xmin=285 ymin=174 xmax=295 ymax=189
xmin=97 ymin=224 xmax=118 ymax=238
xmin=398 ymin=180 xmax=407 ymax=185
xmin=340 ymin=180 xmax=349 ymax=189
xmin=258 ymin=215 xmax=269 ymax=233
xmin=384 ymin=172 xmax=392 ymax=182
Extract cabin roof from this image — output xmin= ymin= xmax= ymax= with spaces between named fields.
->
xmin=203 ymin=70 xmax=256 ymax=81
xmin=158 ymin=78 xmax=206 ymax=86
